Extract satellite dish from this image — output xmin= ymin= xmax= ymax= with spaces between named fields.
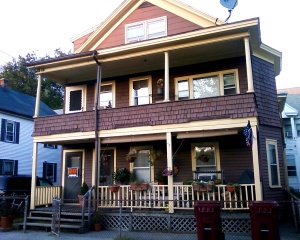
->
xmin=220 ymin=0 xmax=238 ymax=22
xmin=220 ymin=0 xmax=238 ymax=10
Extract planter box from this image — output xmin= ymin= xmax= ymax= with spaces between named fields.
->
xmin=130 ymin=183 xmax=149 ymax=191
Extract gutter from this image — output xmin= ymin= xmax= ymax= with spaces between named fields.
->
xmin=92 ymin=50 xmax=101 ymax=211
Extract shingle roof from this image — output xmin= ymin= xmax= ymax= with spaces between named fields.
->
xmin=286 ymin=94 xmax=300 ymax=114
xmin=0 ymin=86 xmax=56 ymax=118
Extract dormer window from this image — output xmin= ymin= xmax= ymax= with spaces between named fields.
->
xmin=125 ymin=17 xmax=167 ymax=43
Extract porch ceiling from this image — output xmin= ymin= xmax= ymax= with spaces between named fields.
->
xmin=37 ymin=37 xmax=245 ymax=85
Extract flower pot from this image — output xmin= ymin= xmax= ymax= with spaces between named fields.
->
xmin=109 ymin=186 xmax=120 ymax=193
xmin=130 ymin=183 xmax=149 ymax=191
xmin=78 ymin=195 xmax=88 ymax=207
xmin=94 ymin=223 xmax=102 ymax=231
xmin=1 ymin=215 xmax=14 ymax=228
xmin=226 ymin=185 xmax=236 ymax=193
xmin=192 ymin=184 xmax=207 ymax=192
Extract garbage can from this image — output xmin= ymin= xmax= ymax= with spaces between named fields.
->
xmin=194 ymin=200 xmax=224 ymax=240
xmin=249 ymin=201 xmax=280 ymax=240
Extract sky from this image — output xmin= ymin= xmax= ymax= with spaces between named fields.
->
xmin=0 ymin=0 xmax=298 ymax=90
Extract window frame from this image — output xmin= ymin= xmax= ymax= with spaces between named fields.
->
xmin=43 ymin=161 xmax=57 ymax=183
xmin=98 ymin=81 xmax=116 ymax=109
xmin=175 ymin=69 xmax=240 ymax=100
xmin=0 ymin=159 xmax=18 ymax=175
xmin=129 ymin=76 xmax=152 ymax=106
xmin=125 ymin=16 xmax=167 ymax=44
xmin=266 ymin=139 xmax=281 ymax=188
xmin=191 ymin=142 xmax=221 ymax=172
xmin=65 ymin=85 xmax=87 ymax=114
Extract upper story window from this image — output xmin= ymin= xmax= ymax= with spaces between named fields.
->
xmin=65 ymin=85 xmax=86 ymax=114
xmin=175 ymin=70 xmax=239 ymax=100
xmin=125 ymin=17 xmax=167 ymax=44
xmin=266 ymin=139 xmax=281 ymax=188
xmin=99 ymin=81 xmax=116 ymax=109
xmin=0 ymin=119 xmax=20 ymax=144
xmin=129 ymin=76 xmax=152 ymax=106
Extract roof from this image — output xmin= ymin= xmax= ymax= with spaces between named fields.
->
xmin=277 ymin=87 xmax=300 ymax=115
xmin=0 ymin=86 xmax=56 ymax=118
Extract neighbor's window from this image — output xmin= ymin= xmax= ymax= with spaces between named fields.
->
xmin=0 ymin=159 xmax=18 ymax=175
xmin=286 ymin=154 xmax=297 ymax=177
xmin=175 ymin=70 xmax=239 ymax=100
xmin=129 ymin=76 xmax=152 ymax=106
xmin=266 ymin=139 xmax=281 ymax=187
xmin=125 ymin=17 xmax=167 ymax=43
xmin=99 ymin=82 xmax=115 ymax=108
xmin=65 ymin=85 xmax=86 ymax=113
xmin=0 ymin=119 xmax=20 ymax=144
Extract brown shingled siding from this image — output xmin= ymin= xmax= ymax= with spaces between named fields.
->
xmin=98 ymin=4 xmax=202 ymax=50
xmin=33 ymin=93 xmax=257 ymax=137
xmin=252 ymin=56 xmax=281 ymax=128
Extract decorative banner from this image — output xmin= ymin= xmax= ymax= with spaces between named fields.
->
xmin=243 ymin=120 xmax=253 ymax=148
xmin=68 ymin=167 xmax=79 ymax=178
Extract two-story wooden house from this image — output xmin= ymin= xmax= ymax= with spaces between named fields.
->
xmin=27 ymin=0 xmax=283 ymax=215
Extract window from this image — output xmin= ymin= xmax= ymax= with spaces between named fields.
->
xmin=286 ymin=154 xmax=297 ymax=177
xmin=129 ymin=76 xmax=152 ymax=106
xmin=43 ymin=162 xmax=57 ymax=183
xmin=44 ymin=144 xmax=58 ymax=149
xmin=191 ymin=142 xmax=220 ymax=176
xmin=132 ymin=149 xmax=151 ymax=182
xmin=175 ymin=70 xmax=239 ymax=100
xmin=0 ymin=119 xmax=20 ymax=144
xmin=125 ymin=17 xmax=167 ymax=43
xmin=65 ymin=85 xmax=86 ymax=113
xmin=0 ymin=159 xmax=18 ymax=175
xmin=266 ymin=139 xmax=281 ymax=187
xmin=99 ymin=82 xmax=115 ymax=108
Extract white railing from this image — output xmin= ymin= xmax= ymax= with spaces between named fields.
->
xmin=35 ymin=186 xmax=61 ymax=206
xmin=98 ymin=183 xmax=256 ymax=211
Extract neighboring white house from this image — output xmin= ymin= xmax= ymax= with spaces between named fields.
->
xmin=0 ymin=78 xmax=62 ymax=185
xmin=278 ymin=87 xmax=300 ymax=191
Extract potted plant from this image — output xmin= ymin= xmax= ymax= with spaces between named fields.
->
xmin=226 ymin=182 xmax=240 ymax=193
xmin=0 ymin=204 xmax=14 ymax=229
xmin=125 ymin=151 xmax=137 ymax=163
xmin=78 ymin=181 xmax=89 ymax=206
xmin=113 ymin=168 xmax=131 ymax=185
xmin=108 ymin=184 xmax=120 ymax=193
xmin=192 ymin=180 xmax=207 ymax=192
xmin=155 ymin=170 xmax=167 ymax=186
xmin=149 ymin=149 xmax=162 ymax=166
xmin=130 ymin=179 xmax=149 ymax=191
xmin=206 ymin=180 xmax=215 ymax=192
xmin=92 ymin=211 xmax=102 ymax=231
xmin=195 ymin=149 xmax=214 ymax=162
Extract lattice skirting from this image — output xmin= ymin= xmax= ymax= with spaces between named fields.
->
xmin=101 ymin=211 xmax=251 ymax=234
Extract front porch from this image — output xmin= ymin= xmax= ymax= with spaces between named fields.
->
xmin=33 ymin=183 xmax=256 ymax=212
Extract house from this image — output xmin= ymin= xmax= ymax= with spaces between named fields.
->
xmin=278 ymin=87 xmax=300 ymax=191
xmin=0 ymin=78 xmax=61 ymax=185
xmin=27 ymin=0 xmax=284 ymax=217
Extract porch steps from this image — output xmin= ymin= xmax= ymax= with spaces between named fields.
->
xmin=18 ymin=209 xmax=89 ymax=233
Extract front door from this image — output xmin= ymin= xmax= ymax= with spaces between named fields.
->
xmin=64 ymin=151 xmax=83 ymax=202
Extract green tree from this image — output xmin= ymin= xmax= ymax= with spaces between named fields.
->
xmin=0 ymin=49 xmax=67 ymax=109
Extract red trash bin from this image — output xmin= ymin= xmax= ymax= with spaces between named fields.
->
xmin=194 ymin=200 xmax=224 ymax=240
xmin=249 ymin=201 xmax=280 ymax=240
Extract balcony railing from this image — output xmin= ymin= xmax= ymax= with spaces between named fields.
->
xmin=98 ymin=183 xmax=256 ymax=211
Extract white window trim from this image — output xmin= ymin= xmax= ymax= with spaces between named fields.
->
xmin=65 ymin=85 xmax=87 ymax=114
xmin=129 ymin=76 xmax=152 ymax=106
xmin=266 ymin=139 xmax=281 ymax=188
xmin=125 ymin=16 xmax=167 ymax=44
xmin=174 ymin=69 xmax=240 ymax=100
xmin=95 ymin=80 xmax=116 ymax=109
xmin=191 ymin=142 xmax=221 ymax=172
xmin=5 ymin=120 xmax=16 ymax=143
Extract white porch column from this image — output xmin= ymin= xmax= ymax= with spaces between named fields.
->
xmin=166 ymin=132 xmax=174 ymax=213
xmin=244 ymin=37 xmax=254 ymax=93
xmin=164 ymin=51 xmax=170 ymax=102
xmin=34 ymin=74 xmax=42 ymax=118
xmin=30 ymin=142 xmax=38 ymax=209
xmin=291 ymin=117 xmax=297 ymax=139
xmin=252 ymin=125 xmax=262 ymax=200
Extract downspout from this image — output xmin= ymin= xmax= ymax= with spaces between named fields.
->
xmin=93 ymin=51 xmax=101 ymax=211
